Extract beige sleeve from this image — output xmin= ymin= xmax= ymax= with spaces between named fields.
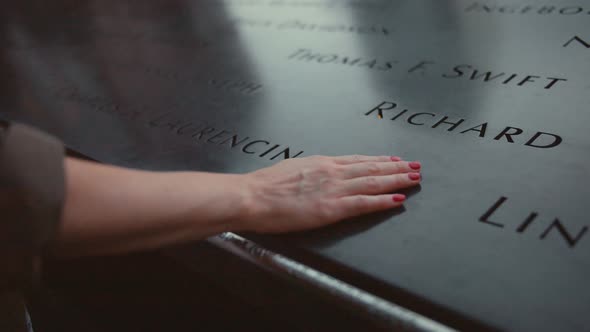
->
xmin=0 ymin=122 xmax=65 ymax=292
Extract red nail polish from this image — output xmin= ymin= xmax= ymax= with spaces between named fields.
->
xmin=408 ymin=172 xmax=421 ymax=181
xmin=409 ymin=161 xmax=421 ymax=170
xmin=393 ymin=194 xmax=406 ymax=202
xmin=390 ymin=156 xmax=402 ymax=162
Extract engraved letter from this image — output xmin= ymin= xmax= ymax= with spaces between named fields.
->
xmin=207 ymin=130 xmax=232 ymax=144
xmin=540 ymin=219 xmax=588 ymax=248
xmin=479 ymin=196 xmax=507 ymax=228
xmin=494 ymin=126 xmax=523 ymax=143
xmin=470 ymin=70 xmax=505 ymax=82
xmin=408 ymin=61 xmax=434 ymax=74
xmin=149 ymin=112 xmax=172 ymax=127
xmin=221 ymin=134 xmax=250 ymax=148
xmin=365 ymin=101 xmax=396 ymax=119
xmin=563 ymin=35 xmax=590 ymax=48
xmin=432 ymin=116 xmax=465 ymax=131
xmin=464 ymin=3 xmax=495 ymax=13
xmin=442 ymin=65 xmax=471 ymax=78
xmin=460 ymin=123 xmax=488 ymax=137
xmin=560 ymin=7 xmax=583 ymax=15
xmin=517 ymin=75 xmax=540 ymax=86
xmin=243 ymin=140 xmax=270 ymax=154
xmin=516 ymin=212 xmax=539 ymax=233
xmin=270 ymin=148 xmax=304 ymax=160
xmin=544 ymin=77 xmax=567 ymax=89
xmin=524 ymin=132 xmax=562 ymax=149
xmin=407 ymin=113 xmax=436 ymax=126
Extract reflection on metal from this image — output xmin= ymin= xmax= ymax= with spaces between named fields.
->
xmin=209 ymin=232 xmax=456 ymax=332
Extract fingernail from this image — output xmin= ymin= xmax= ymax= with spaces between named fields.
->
xmin=390 ymin=156 xmax=402 ymax=162
xmin=409 ymin=161 xmax=421 ymax=170
xmin=408 ymin=172 xmax=421 ymax=181
xmin=393 ymin=194 xmax=406 ymax=202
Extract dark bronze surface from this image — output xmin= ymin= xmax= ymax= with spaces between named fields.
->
xmin=1 ymin=1 xmax=589 ymax=331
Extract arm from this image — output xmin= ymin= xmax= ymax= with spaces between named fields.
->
xmin=56 ymin=155 xmax=422 ymax=257
xmin=57 ymin=157 xmax=247 ymax=256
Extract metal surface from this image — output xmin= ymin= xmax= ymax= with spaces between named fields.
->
xmin=1 ymin=1 xmax=589 ymax=331
xmin=210 ymin=232 xmax=455 ymax=332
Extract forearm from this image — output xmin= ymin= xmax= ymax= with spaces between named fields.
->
xmin=52 ymin=154 xmax=422 ymax=257
xmin=54 ymin=158 xmax=247 ymax=257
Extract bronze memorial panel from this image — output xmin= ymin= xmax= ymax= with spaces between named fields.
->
xmin=1 ymin=0 xmax=588 ymax=331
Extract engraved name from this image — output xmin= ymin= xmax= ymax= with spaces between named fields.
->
xmin=439 ymin=64 xmax=566 ymax=90
xmin=365 ymin=101 xmax=562 ymax=149
xmin=465 ymin=2 xmax=590 ymax=16
xmin=208 ymin=78 xmax=262 ymax=95
xmin=107 ymin=60 xmax=262 ymax=96
xmin=289 ymin=50 xmax=568 ymax=90
xmin=56 ymin=89 xmax=145 ymax=120
xmin=288 ymin=48 xmax=397 ymax=71
xmin=149 ymin=113 xmax=304 ymax=161
xmin=55 ymin=90 xmax=295 ymax=161
xmin=234 ymin=18 xmax=390 ymax=36
xmin=224 ymin=0 xmax=390 ymax=10
xmin=480 ymin=196 xmax=588 ymax=249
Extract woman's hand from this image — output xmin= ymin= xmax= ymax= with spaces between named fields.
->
xmin=237 ymin=155 xmax=422 ymax=233
xmin=56 ymin=155 xmax=422 ymax=256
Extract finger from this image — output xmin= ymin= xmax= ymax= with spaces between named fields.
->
xmin=341 ymin=161 xmax=421 ymax=179
xmin=332 ymin=155 xmax=402 ymax=165
xmin=334 ymin=194 xmax=406 ymax=219
xmin=339 ymin=172 xmax=421 ymax=195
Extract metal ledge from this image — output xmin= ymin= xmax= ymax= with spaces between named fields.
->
xmin=209 ymin=232 xmax=457 ymax=332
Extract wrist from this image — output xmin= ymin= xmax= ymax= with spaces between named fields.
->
xmin=231 ymin=173 xmax=266 ymax=233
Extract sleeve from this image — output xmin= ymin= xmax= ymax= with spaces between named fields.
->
xmin=0 ymin=121 xmax=65 ymax=292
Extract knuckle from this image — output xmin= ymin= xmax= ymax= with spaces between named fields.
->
xmin=391 ymin=163 xmax=403 ymax=173
xmin=364 ymin=177 xmax=381 ymax=191
xmin=316 ymin=157 xmax=328 ymax=163
xmin=308 ymin=155 xmax=324 ymax=162
xmin=303 ymin=164 xmax=336 ymax=181
xmin=300 ymin=167 xmax=313 ymax=178
xmin=313 ymin=156 xmax=333 ymax=166
xmin=366 ymin=163 xmax=381 ymax=175
xmin=353 ymin=196 xmax=370 ymax=211
xmin=320 ymin=177 xmax=337 ymax=189
xmin=317 ymin=164 xmax=332 ymax=176
xmin=317 ymin=201 xmax=337 ymax=220
xmin=320 ymin=162 xmax=339 ymax=175
xmin=391 ymin=174 xmax=406 ymax=187
xmin=401 ymin=162 xmax=412 ymax=172
xmin=333 ymin=164 xmax=346 ymax=177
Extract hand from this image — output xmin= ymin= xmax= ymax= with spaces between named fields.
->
xmin=237 ymin=155 xmax=422 ymax=233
